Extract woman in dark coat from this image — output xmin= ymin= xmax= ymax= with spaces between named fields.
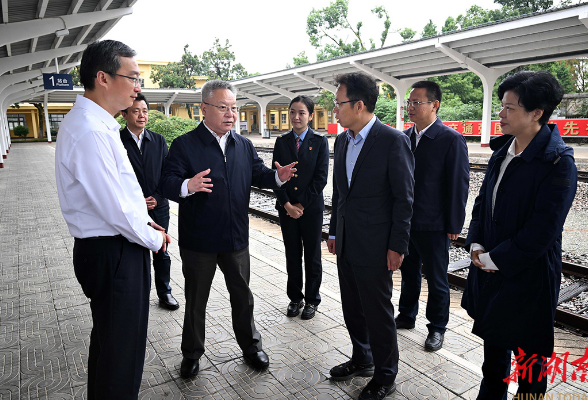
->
xmin=272 ymin=95 xmax=329 ymax=320
xmin=461 ymin=71 xmax=577 ymax=399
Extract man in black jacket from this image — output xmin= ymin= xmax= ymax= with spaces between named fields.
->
xmin=120 ymin=93 xmax=179 ymax=311
xmin=159 ymin=80 xmax=296 ymax=379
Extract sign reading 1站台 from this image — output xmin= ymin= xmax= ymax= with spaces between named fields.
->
xmin=43 ymin=73 xmax=73 ymax=90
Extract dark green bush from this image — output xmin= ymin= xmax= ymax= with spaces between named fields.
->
xmin=13 ymin=125 xmax=29 ymax=138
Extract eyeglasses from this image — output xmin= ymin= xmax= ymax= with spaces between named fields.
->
xmin=203 ymin=102 xmax=238 ymax=113
xmin=108 ymin=73 xmax=141 ymax=87
xmin=404 ymin=100 xmax=434 ymax=108
xmin=333 ymin=99 xmax=357 ymax=108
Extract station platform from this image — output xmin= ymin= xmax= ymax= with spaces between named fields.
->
xmin=1 ymin=142 xmax=587 ymax=399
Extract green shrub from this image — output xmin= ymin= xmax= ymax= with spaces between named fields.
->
xmin=117 ymin=110 xmax=198 ymax=147
xmin=13 ymin=125 xmax=29 ymax=138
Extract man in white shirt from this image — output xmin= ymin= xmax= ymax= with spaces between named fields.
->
xmin=55 ymin=40 xmax=170 ymax=400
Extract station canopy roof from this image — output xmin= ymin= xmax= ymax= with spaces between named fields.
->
xmin=9 ymin=2 xmax=588 ymax=106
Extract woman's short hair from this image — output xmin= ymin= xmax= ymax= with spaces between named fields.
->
xmin=289 ymin=95 xmax=315 ymax=115
xmin=498 ymin=71 xmax=563 ymax=125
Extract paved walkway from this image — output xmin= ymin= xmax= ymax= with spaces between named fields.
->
xmin=1 ymin=142 xmax=587 ymax=399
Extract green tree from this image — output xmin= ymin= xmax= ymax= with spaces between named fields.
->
xmin=202 ymin=38 xmax=249 ymax=81
xmin=442 ymin=16 xmax=459 ymax=33
xmin=306 ymin=0 xmax=392 ymax=61
xmin=422 ymin=19 xmax=438 ymax=38
xmin=151 ymin=45 xmax=203 ymax=88
xmin=286 ymin=51 xmax=310 ymax=68
xmin=567 ymin=58 xmax=588 ymax=92
xmin=398 ymin=28 xmax=417 ymax=42
xmin=494 ymin=0 xmax=553 ymax=13
xmin=70 ymin=66 xmax=81 ymax=86
xmin=374 ymin=95 xmax=397 ymax=125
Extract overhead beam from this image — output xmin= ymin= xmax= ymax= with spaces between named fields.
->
xmin=68 ymin=0 xmax=84 ymax=15
xmin=253 ymin=81 xmax=295 ymax=99
xmin=349 ymin=60 xmax=401 ymax=86
xmin=0 ymin=7 xmax=134 ymax=48
xmin=0 ymin=44 xmax=87 ymax=76
xmin=0 ymin=61 xmax=79 ymax=89
xmin=36 ymin=0 xmax=50 ymax=18
xmin=293 ymin=72 xmax=337 ymax=93
xmin=1 ymin=0 xmax=7 ymax=24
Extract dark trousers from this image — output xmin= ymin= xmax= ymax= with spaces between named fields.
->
xmin=180 ymin=246 xmax=262 ymax=359
xmin=73 ymin=236 xmax=150 ymax=400
xmin=278 ymin=209 xmax=323 ymax=306
xmin=398 ymin=230 xmax=450 ymax=333
xmin=148 ymin=205 xmax=171 ymax=297
xmin=337 ymin=253 xmax=399 ymax=385
xmin=477 ymin=342 xmax=547 ymax=400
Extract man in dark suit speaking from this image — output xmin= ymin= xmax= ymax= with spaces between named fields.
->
xmin=120 ymin=93 xmax=180 ymax=311
xmin=159 ymin=80 xmax=296 ymax=379
xmin=327 ymin=72 xmax=414 ymax=400
xmin=395 ymin=81 xmax=469 ymax=352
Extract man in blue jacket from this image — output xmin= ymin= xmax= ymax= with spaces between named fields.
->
xmin=120 ymin=93 xmax=179 ymax=311
xmin=395 ymin=81 xmax=469 ymax=352
xmin=159 ymin=80 xmax=296 ymax=379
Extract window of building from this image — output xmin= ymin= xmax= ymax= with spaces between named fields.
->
xmin=194 ymin=116 xmax=200 ymax=122
xmin=192 ymin=105 xmax=200 ymax=115
xmin=282 ymin=114 xmax=287 ymax=124
xmin=156 ymin=105 xmax=165 ymax=113
xmin=139 ymin=78 xmax=145 ymax=88
xmin=49 ymin=114 xmax=67 ymax=131
xmin=270 ymin=114 xmax=276 ymax=124
xmin=7 ymin=114 xmax=26 ymax=130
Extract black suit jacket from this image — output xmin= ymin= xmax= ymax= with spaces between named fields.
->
xmin=159 ymin=122 xmax=279 ymax=253
xmin=271 ymin=129 xmax=329 ymax=214
xmin=120 ymin=127 xmax=169 ymax=210
xmin=404 ymin=118 xmax=469 ymax=233
xmin=329 ymin=118 xmax=414 ymax=266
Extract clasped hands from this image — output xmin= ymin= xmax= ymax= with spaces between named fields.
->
xmin=285 ymin=202 xmax=304 ymax=219
xmin=187 ymin=162 xmax=297 ymax=194
xmin=149 ymin=221 xmax=171 ymax=253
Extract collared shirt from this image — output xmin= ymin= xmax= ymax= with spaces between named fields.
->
xmin=471 ymin=139 xmax=522 ymax=271
xmin=413 ymin=118 xmax=437 ymax=148
xmin=329 ymin=115 xmax=377 ymax=241
xmin=129 ymin=128 xmax=145 ymax=150
xmin=346 ymin=115 xmax=377 ymax=187
xmin=294 ymin=127 xmax=308 ymax=144
xmin=55 ymin=95 xmax=161 ymax=251
xmin=180 ymin=120 xmax=284 ymax=197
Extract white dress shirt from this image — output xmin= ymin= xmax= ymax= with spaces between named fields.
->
xmin=471 ymin=139 xmax=521 ymax=271
xmin=129 ymin=128 xmax=145 ymax=150
xmin=180 ymin=121 xmax=284 ymax=197
xmin=413 ymin=118 xmax=436 ymax=148
xmin=55 ymin=95 xmax=161 ymax=251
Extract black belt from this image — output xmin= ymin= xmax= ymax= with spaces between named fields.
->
xmin=75 ymin=234 xmax=123 ymax=241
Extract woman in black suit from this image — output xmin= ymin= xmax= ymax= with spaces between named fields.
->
xmin=272 ymin=95 xmax=329 ymax=320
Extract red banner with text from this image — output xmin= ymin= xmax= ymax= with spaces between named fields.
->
xmin=402 ymin=119 xmax=588 ymax=137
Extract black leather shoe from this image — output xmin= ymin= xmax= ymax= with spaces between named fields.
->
xmin=287 ymin=301 xmax=304 ymax=317
xmin=301 ymin=304 xmax=317 ymax=320
xmin=425 ymin=331 xmax=444 ymax=351
xmin=394 ymin=315 xmax=415 ymax=329
xmin=180 ymin=357 xmax=199 ymax=378
xmin=159 ymin=293 xmax=180 ymax=311
xmin=330 ymin=360 xmax=375 ymax=381
xmin=358 ymin=378 xmax=396 ymax=400
xmin=243 ymin=350 xmax=270 ymax=370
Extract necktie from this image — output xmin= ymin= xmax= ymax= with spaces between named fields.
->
xmin=296 ymin=136 xmax=301 ymax=153
xmin=410 ymin=130 xmax=416 ymax=153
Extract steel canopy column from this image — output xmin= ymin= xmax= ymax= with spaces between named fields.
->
xmin=435 ymin=42 xmax=513 ymax=146
xmin=44 ymin=93 xmax=52 ymax=143
xmin=164 ymin=92 xmax=178 ymax=117
xmin=239 ymin=91 xmax=279 ymax=134
xmin=350 ymin=61 xmax=418 ymax=131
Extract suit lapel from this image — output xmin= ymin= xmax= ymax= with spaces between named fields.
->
xmin=336 ymin=132 xmax=350 ymax=195
xmin=349 ymin=121 xmax=379 ymax=190
xmin=284 ymin=130 xmax=298 ymax=160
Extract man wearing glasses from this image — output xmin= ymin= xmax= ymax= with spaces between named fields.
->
xmin=160 ymin=80 xmax=296 ymax=378
xmin=120 ymin=93 xmax=180 ymax=312
xmin=327 ymin=72 xmax=414 ymax=400
xmin=55 ymin=40 xmax=170 ymax=399
xmin=395 ymin=81 xmax=469 ymax=352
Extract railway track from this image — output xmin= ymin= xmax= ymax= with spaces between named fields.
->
xmin=255 ymin=147 xmax=588 ymax=183
xmin=249 ymin=187 xmax=588 ymax=334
